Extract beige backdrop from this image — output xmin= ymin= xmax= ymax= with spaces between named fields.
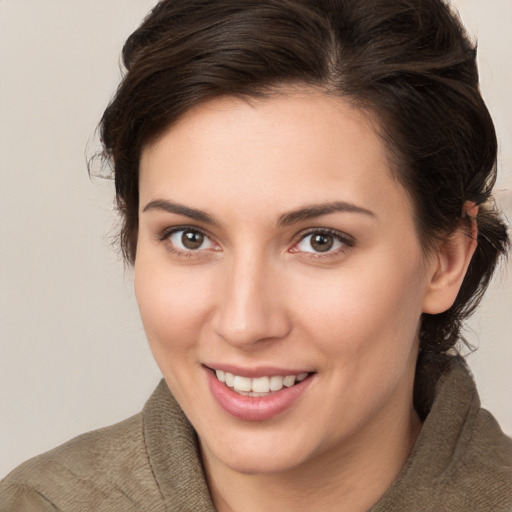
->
xmin=1 ymin=0 xmax=511 ymax=478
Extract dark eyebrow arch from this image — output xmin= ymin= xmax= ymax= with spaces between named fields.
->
xmin=277 ymin=201 xmax=375 ymax=226
xmin=142 ymin=199 xmax=220 ymax=227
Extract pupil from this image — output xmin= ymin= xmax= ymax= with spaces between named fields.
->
xmin=182 ymin=231 xmax=204 ymax=250
xmin=311 ymin=234 xmax=333 ymax=252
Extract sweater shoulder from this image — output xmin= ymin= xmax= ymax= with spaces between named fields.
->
xmin=415 ymin=407 xmax=512 ymax=511
xmin=443 ymin=407 xmax=512 ymax=508
xmin=0 ymin=414 xmax=165 ymax=512
xmin=372 ymin=357 xmax=512 ymax=512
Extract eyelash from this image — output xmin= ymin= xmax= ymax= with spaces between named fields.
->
xmin=159 ymin=225 xmax=217 ymax=257
xmin=292 ymin=228 xmax=355 ymax=259
xmin=158 ymin=226 xmax=354 ymax=259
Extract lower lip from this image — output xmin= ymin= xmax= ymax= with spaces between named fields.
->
xmin=206 ymin=368 xmax=314 ymax=421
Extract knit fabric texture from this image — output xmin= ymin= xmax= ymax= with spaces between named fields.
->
xmin=1 ymin=356 xmax=511 ymax=511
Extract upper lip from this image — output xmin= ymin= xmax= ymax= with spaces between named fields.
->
xmin=203 ymin=363 xmax=314 ymax=378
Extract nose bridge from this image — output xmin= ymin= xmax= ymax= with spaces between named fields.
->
xmin=213 ymin=246 xmax=289 ymax=347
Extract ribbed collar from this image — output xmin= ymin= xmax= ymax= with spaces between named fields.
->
xmin=142 ymin=380 xmax=216 ymax=511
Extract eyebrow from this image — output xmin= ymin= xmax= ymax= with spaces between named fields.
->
xmin=142 ymin=199 xmax=220 ymax=226
xmin=277 ymin=201 xmax=375 ymax=226
xmin=142 ymin=198 xmax=375 ymax=227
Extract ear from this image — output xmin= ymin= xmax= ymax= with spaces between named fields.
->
xmin=422 ymin=202 xmax=479 ymax=314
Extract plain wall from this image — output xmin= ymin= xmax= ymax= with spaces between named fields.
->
xmin=0 ymin=0 xmax=511 ymax=478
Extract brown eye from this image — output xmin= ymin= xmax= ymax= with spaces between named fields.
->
xmin=182 ymin=230 xmax=204 ymax=250
xmin=310 ymin=234 xmax=334 ymax=252
xmin=167 ymin=229 xmax=215 ymax=252
xmin=295 ymin=230 xmax=351 ymax=255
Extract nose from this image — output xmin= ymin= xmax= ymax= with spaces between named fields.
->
xmin=212 ymin=252 xmax=291 ymax=349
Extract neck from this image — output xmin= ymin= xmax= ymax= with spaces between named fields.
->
xmin=201 ymin=405 xmax=421 ymax=512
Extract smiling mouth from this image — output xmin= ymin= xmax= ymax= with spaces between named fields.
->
xmin=212 ymin=369 xmax=311 ymax=397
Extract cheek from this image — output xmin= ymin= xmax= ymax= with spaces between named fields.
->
xmin=292 ymin=252 xmax=427 ymax=359
xmin=134 ymin=251 xmax=219 ymax=414
xmin=133 ymin=253 xmax=213 ymax=356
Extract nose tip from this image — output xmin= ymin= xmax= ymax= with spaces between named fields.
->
xmin=214 ymin=314 xmax=290 ymax=348
xmin=212 ymin=260 xmax=291 ymax=348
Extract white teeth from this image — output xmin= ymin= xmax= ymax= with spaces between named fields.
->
xmin=233 ymin=376 xmax=252 ymax=392
xmin=283 ymin=375 xmax=296 ymax=387
xmin=236 ymin=390 xmax=272 ymax=397
xmin=225 ymin=372 xmax=235 ymax=388
xmin=215 ymin=370 xmax=309 ymax=394
xmin=252 ymin=376 xmax=270 ymax=393
xmin=269 ymin=376 xmax=284 ymax=391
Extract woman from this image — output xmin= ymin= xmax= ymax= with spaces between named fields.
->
xmin=1 ymin=0 xmax=511 ymax=510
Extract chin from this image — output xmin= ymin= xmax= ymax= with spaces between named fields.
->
xmin=222 ymin=453 xmax=306 ymax=476
xmin=201 ymin=432 xmax=314 ymax=476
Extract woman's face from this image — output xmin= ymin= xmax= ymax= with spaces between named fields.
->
xmin=135 ymin=91 xmax=435 ymax=475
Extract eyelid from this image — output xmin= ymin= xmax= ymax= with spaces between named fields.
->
xmin=159 ymin=224 xmax=211 ymax=241
xmin=159 ymin=225 xmax=220 ymax=254
xmin=290 ymin=227 xmax=355 ymax=255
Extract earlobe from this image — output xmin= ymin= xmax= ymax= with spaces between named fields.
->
xmin=422 ymin=202 xmax=479 ymax=314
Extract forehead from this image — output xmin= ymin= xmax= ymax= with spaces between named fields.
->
xmin=139 ymin=91 xmax=412 ymax=225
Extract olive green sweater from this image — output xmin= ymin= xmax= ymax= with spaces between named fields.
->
xmin=1 ymin=356 xmax=511 ymax=511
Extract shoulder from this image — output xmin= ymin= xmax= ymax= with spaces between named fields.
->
xmin=417 ymin=406 xmax=512 ymax=512
xmin=0 ymin=413 xmax=165 ymax=512
xmin=422 ymin=358 xmax=512 ymax=510
xmin=447 ymin=406 xmax=512 ymax=506
xmin=435 ymin=358 xmax=512 ymax=502
xmin=374 ymin=355 xmax=512 ymax=512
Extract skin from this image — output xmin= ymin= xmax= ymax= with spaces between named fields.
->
xmin=135 ymin=90 xmax=477 ymax=511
